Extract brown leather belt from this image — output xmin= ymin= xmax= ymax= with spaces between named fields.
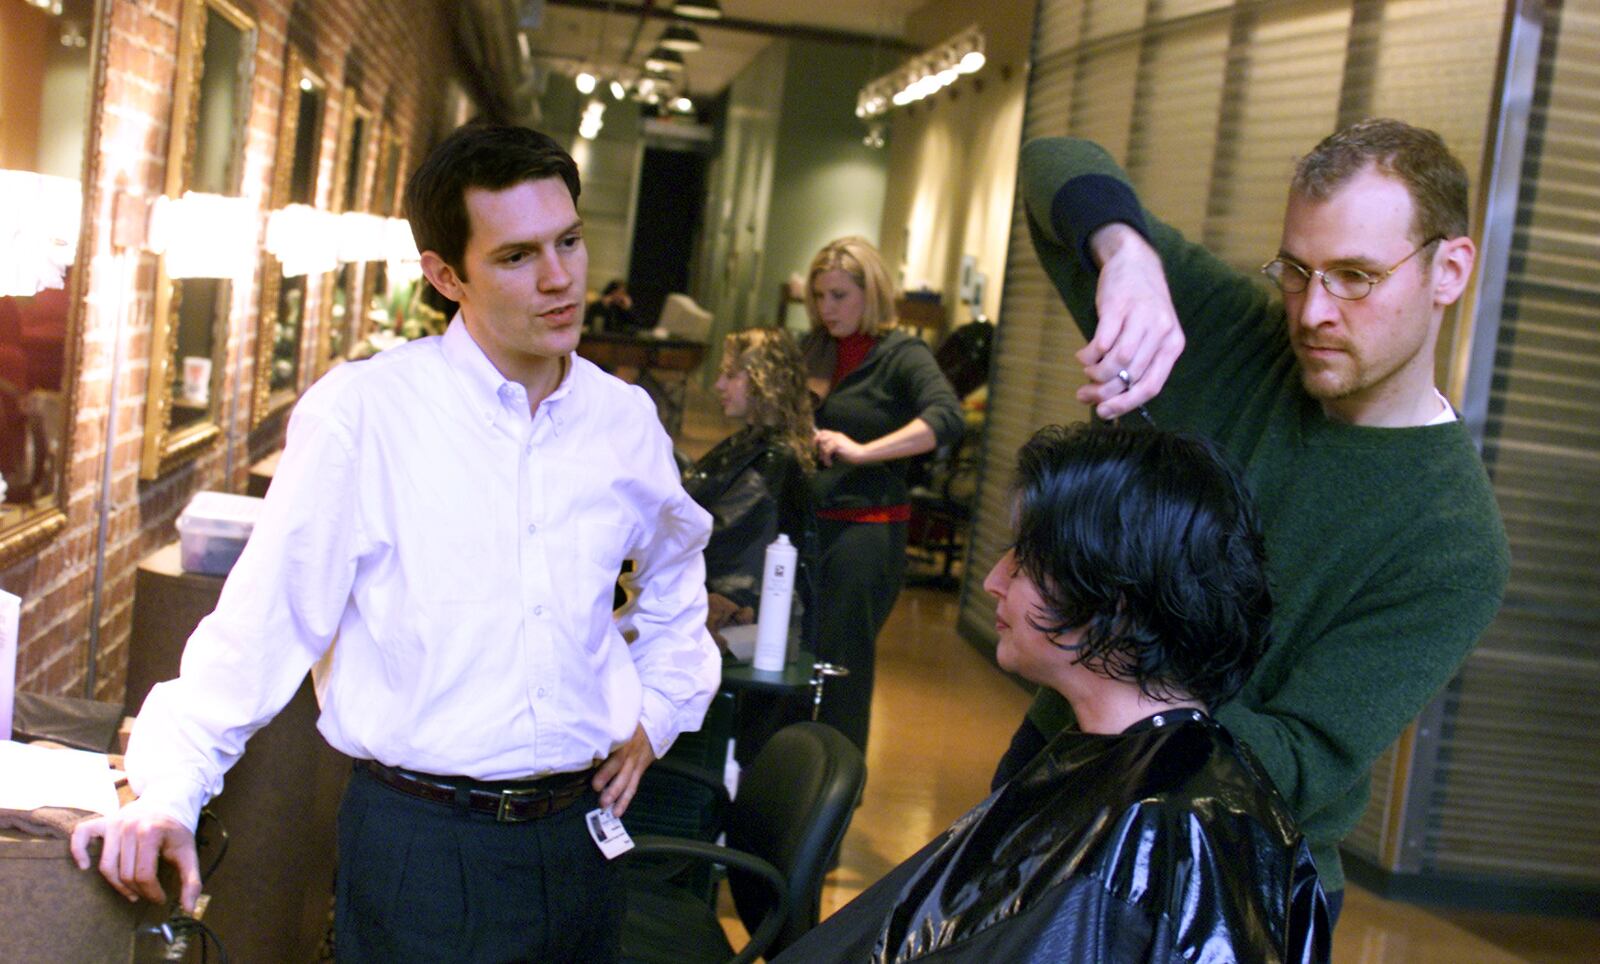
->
xmin=356 ymin=759 xmax=597 ymax=823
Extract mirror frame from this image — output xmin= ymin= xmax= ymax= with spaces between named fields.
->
xmin=250 ymin=46 xmax=327 ymax=428
xmin=372 ymin=121 xmax=406 ymax=218
xmin=139 ymin=0 xmax=258 ymax=480
xmin=0 ymin=0 xmax=108 ymax=568
xmin=316 ymin=88 xmax=373 ymax=375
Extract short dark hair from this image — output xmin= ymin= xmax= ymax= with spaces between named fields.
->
xmin=403 ymin=123 xmax=580 ymax=280
xmin=1010 ymin=424 xmax=1272 ymax=707
xmin=1292 ymin=118 xmax=1470 ymax=257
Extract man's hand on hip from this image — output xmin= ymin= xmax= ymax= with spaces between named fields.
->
xmin=593 ymin=723 xmax=656 ymax=818
xmin=69 ymin=801 xmax=202 ymax=912
xmin=1077 ymin=223 xmax=1185 ymax=419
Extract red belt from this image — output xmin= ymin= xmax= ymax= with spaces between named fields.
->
xmin=817 ymin=504 xmax=911 ymax=523
xmin=356 ymin=759 xmax=596 ymax=823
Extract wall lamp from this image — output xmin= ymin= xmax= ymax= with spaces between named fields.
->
xmin=856 ymin=25 xmax=986 ymax=120
xmin=0 ymin=170 xmax=80 ymax=298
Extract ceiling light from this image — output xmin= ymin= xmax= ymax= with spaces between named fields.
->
xmin=672 ymin=0 xmax=722 ymax=20
xmin=610 ymin=79 xmax=627 ymax=100
xmin=644 ymin=46 xmax=685 ymax=73
xmin=660 ymin=24 xmax=702 ymax=52
xmin=857 ymin=26 xmax=988 ymax=120
xmin=671 ymin=96 xmax=694 ymax=114
xmin=575 ymin=71 xmax=597 ymax=94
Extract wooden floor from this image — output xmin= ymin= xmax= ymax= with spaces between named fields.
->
xmin=673 ymin=380 xmax=1600 ymax=962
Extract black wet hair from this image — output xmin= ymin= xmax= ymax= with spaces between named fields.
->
xmin=1010 ymin=424 xmax=1272 ymax=707
xmin=403 ymin=123 xmax=580 ymax=281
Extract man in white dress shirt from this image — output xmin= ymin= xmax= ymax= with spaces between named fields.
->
xmin=71 ymin=124 xmax=721 ymax=961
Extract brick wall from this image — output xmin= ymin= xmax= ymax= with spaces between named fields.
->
xmin=1 ymin=0 xmax=457 ymax=705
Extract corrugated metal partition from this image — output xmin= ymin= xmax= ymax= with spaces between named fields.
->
xmin=959 ymin=0 xmax=1600 ymax=901
xmin=1426 ymin=0 xmax=1600 ymax=888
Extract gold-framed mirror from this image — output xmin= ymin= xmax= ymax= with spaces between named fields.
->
xmin=317 ymin=89 xmax=372 ymax=373
xmin=250 ymin=46 xmax=326 ymax=427
xmin=373 ymin=121 xmax=405 ymax=218
xmin=139 ymin=0 xmax=258 ymax=479
xmin=0 ymin=0 xmax=104 ymax=567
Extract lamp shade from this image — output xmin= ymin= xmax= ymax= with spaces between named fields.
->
xmin=672 ymin=0 xmax=721 ymax=19
xmin=660 ymin=24 xmax=702 ymax=52
xmin=0 ymin=170 xmax=80 ymax=298
xmin=265 ymin=204 xmax=341 ymax=277
xmin=147 ymin=192 xmax=257 ymax=280
xmin=644 ymin=45 xmax=685 ymax=72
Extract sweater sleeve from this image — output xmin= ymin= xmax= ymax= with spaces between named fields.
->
xmin=1018 ymin=136 xmax=1279 ymax=368
xmin=1213 ymin=570 xmax=1506 ymax=834
xmin=901 ymin=337 xmax=964 ymax=448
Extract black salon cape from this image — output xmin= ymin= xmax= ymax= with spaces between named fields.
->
xmin=682 ymin=425 xmax=813 ymax=612
xmin=777 ymin=713 xmax=1329 ymax=963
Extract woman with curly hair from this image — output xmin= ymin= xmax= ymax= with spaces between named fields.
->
xmin=683 ymin=328 xmax=816 ymax=638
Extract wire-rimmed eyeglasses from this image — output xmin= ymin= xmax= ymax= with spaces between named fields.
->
xmin=1260 ymin=236 xmax=1445 ymax=301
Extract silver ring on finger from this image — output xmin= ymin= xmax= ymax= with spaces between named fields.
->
xmin=1116 ymin=368 xmax=1134 ymax=392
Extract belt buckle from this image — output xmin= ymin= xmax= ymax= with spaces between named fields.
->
xmin=496 ymin=786 xmax=552 ymax=823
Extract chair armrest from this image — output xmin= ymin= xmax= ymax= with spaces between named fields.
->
xmin=646 ymin=757 xmax=733 ymax=811
xmin=625 ymin=835 xmax=790 ymax=964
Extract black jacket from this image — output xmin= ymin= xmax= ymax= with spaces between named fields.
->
xmin=683 ymin=426 xmax=813 ymax=612
xmin=776 ymin=713 xmax=1329 ymax=963
xmin=803 ymin=330 xmax=963 ymax=512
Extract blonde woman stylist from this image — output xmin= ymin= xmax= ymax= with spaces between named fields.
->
xmin=802 ymin=237 xmax=963 ymax=754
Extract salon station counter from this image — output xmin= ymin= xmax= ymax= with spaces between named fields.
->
xmin=126 ymin=542 xmax=346 ymax=963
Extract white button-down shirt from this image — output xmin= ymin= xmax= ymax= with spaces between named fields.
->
xmin=126 ymin=319 xmax=720 ymax=828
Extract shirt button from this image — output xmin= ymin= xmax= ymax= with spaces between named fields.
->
xmin=536 ymin=687 xmax=548 ymax=699
xmin=525 ymin=443 xmax=534 ymax=455
xmin=527 ymin=523 xmax=537 ymax=534
xmin=533 ymin=605 xmax=544 ymax=616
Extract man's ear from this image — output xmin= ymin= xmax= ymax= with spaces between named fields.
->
xmin=420 ymin=251 xmax=464 ymax=302
xmin=1432 ymin=235 xmax=1476 ymax=307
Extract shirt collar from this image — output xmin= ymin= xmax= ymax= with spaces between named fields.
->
xmin=440 ymin=314 xmax=578 ymax=433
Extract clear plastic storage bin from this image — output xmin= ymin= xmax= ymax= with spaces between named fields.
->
xmin=176 ymin=491 xmax=265 ymax=576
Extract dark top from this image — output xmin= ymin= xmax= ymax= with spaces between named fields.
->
xmin=777 ymin=712 xmax=1328 ymax=963
xmin=682 ymin=426 xmax=813 ymax=612
xmin=1016 ymin=136 xmax=1510 ymax=891
xmin=584 ymin=299 xmax=644 ymax=335
xmin=802 ymin=329 xmax=964 ymax=512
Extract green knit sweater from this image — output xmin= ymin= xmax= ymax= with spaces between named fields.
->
xmin=1017 ymin=137 xmax=1510 ymax=892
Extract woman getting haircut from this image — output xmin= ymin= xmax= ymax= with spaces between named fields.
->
xmin=776 ymin=424 xmax=1329 ymax=963
xmin=684 ymin=327 xmax=816 ymax=635
xmin=801 ymin=237 xmax=963 ymax=754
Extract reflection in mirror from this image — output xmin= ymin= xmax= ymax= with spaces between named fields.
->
xmin=319 ymin=91 xmax=371 ymax=372
xmin=328 ymin=263 xmax=358 ymax=361
xmin=0 ymin=0 xmax=99 ymax=565
xmin=140 ymin=0 xmax=257 ymax=478
xmin=252 ymin=48 xmax=325 ymax=426
xmin=373 ymin=126 xmax=404 ymax=217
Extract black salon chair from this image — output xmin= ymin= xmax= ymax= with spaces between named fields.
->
xmin=619 ymin=722 xmax=866 ymax=964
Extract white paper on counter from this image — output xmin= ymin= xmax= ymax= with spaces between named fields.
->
xmin=0 ymin=589 xmax=17 ymax=741
xmin=0 ymin=739 xmax=122 ymax=816
xmin=719 ymin=623 xmax=759 ymax=664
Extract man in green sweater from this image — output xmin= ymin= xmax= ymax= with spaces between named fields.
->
xmin=993 ymin=119 xmax=1509 ymax=925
